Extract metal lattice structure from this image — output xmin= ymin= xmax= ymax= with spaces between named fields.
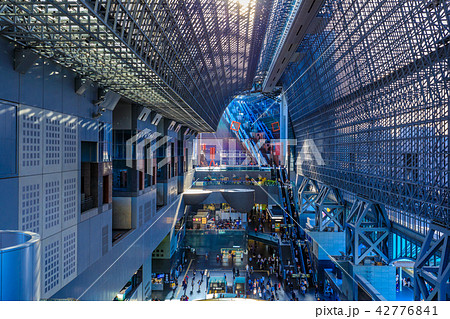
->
xmin=345 ymin=198 xmax=391 ymax=265
xmin=0 ymin=0 xmax=271 ymax=132
xmin=298 ymin=177 xmax=319 ymax=214
xmin=414 ymin=223 xmax=450 ymax=301
xmin=281 ymin=0 xmax=450 ymax=226
xmin=253 ymin=0 xmax=297 ymax=87
xmin=314 ymin=185 xmax=345 ymax=232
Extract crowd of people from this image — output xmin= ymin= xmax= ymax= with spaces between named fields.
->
xmin=177 ymin=268 xmax=210 ymax=300
xmin=248 ymin=207 xmax=270 ymax=233
xmin=247 ymin=201 xmax=319 ymax=302
xmin=158 ymin=168 xmax=322 ymax=302
xmin=248 ymin=245 xmax=281 ymax=274
xmin=159 ymin=238 xmax=319 ymax=302
xmin=247 ymin=276 xmax=281 ymax=300
xmin=214 ymin=217 xmax=243 ymax=230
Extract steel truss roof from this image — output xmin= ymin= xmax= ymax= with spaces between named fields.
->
xmin=0 ymin=0 xmax=271 ymax=132
xmin=253 ymin=0 xmax=296 ymax=87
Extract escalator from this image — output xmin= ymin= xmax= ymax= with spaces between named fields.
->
xmin=276 ymin=166 xmax=317 ymax=287
xmin=298 ymin=240 xmax=315 ymax=282
xmin=277 ymin=167 xmax=299 ymax=238
xmin=276 ymin=167 xmax=302 ymax=288
xmin=280 ymin=243 xmax=294 ymax=266
xmin=296 ymin=241 xmax=307 ymax=274
xmin=223 ymin=98 xmax=271 ymax=166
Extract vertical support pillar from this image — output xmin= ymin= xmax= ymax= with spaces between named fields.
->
xmin=298 ymin=177 xmax=320 ymax=215
xmin=414 ymin=223 xmax=450 ymax=301
xmin=142 ymin=254 xmax=153 ymax=301
xmin=280 ymin=92 xmax=288 ymax=167
xmin=314 ymin=186 xmax=345 ymax=232
xmin=345 ymin=198 xmax=391 ymax=265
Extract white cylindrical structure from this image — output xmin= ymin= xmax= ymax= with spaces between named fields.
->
xmin=0 ymin=230 xmax=40 ymax=301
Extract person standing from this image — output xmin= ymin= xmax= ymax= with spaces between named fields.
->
xmin=301 ymin=284 xmax=306 ymax=295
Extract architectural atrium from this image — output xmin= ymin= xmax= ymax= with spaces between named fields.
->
xmin=0 ymin=0 xmax=448 ymax=304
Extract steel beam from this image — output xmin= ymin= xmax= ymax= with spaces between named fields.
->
xmin=414 ymin=223 xmax=450 ymax=301
xmin=315 ymin=185 xmax=345 ymax=232
xmin=298 ymin=177 xmax=320 ymax=215
xmin=284 ymin=0 xmax=449 ymax=227
xmin=345 ymin=198 xmax=391 ymax=265
xmin=0 ymin=0 xmax=271 ymax=132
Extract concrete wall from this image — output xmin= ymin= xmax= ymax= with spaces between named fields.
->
xmin=168 ymin=176 xmax=178 ymax=204
xmin=152 ymin=234 xmax=171 ymax=259
xmin=353 ymin=265 xmax=396 ymax=300
xmin=53 ymin=195 xmax=184 ymax=300
xmin=183 ymin=169 xmax=195 ymax=190
xmin=142 ymin=254 xmax=152 ymax=300
xmin=0 ymin=37 xmax=116 ymax=299
xmin=0 ymin=36 xmax=193 ymax=300
xmin=338 ymin=260 xmax=355 ymax=301
xmin=307 ymin=231 xmax=346 ymax=260
xmin=77 ymin=210 xmax=112 ymax=275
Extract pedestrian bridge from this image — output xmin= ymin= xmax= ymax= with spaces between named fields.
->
xmin=247 ymin=231 xmax=279 ymax=246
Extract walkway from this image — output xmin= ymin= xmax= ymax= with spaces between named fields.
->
xmin=162 ymin=268 xmax=317 ymax=301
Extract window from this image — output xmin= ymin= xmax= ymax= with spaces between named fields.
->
xmin=81 ymin=161 xmax=99 ymax=213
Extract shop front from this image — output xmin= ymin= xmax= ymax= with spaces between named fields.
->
xmin=268 ymin=205 xmax=284 ymax=232
xmin=233 ymin=277 xmax=246 ymax=296
xmin=207 ymin=276 xmax=227 ymax=297
xmin=221 ymin=247 xmax=245 ymax=267
xmin=151 ymin=273 xmax=165 ymax=291
xmin=193 ymin=210 xmax=209 ymax=230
